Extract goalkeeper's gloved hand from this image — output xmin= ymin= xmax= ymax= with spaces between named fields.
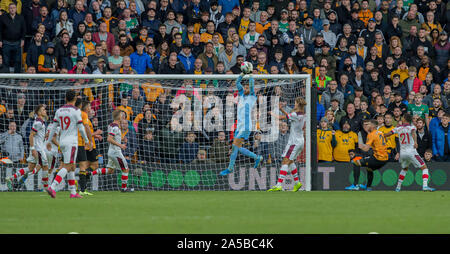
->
xmin=239 ymin=72 xmax=245 ymax=78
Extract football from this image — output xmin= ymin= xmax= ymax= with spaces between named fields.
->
xmin=240 ymin=61 xmax=253 ymax=74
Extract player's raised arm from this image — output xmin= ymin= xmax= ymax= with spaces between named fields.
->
xmin=249 ymin=74 xmax=255 ymax=95
xmin=236 ymin=73 xmax=245 ymax=95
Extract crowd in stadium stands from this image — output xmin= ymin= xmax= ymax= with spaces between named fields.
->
xmin=0 ymin=0 xmax=449 ymax=165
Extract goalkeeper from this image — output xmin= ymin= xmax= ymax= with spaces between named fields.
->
xmin=220 ymin=73 xmax=263 ymax=176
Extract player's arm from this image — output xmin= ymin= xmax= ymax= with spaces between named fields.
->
xmin=412 ymin=129 xmax=418 ymax=149
xmin=76 ymin=112 xmax=89 ymax=145
xmin=384 ymin=131 xmax=395 ymax=138
xmin=359 ymin=134 xmax=372 ymax=152
xmin=236 ymin=73 xmax=245 ymax=95
xmin=47 ymin=119 xmax=59 ymax=151
xmin=107 ymin=131 xmax=126 ymax=150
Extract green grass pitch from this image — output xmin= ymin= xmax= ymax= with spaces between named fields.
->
xmin=1 ymin=191 xmax=450 ymax=234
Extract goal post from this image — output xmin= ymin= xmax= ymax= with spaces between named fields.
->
xmin=0 ymin=74 xmax=313 ymax=191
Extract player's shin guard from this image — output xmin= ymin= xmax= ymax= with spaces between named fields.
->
xmin=51 ymin=168 xmax=67 ymax=190
xmin=238 ymin=147 xmax=258 ymax=160
xmin=67 ymin=171 xmax=76 ymax=195
xmin=227 ymin=145 xmax=239 ymax=170
xmin=276 ymin=165 xmax=289 ymax=186
xmin=397 ymin=170 xmax=407 ymax=190
xmin=289 ymin=163 xmax=299 ymax=183
xmin=422 ymin=168 xmax=429 ymax=188
xmin=353 ymin=165 xmax=361 ymax=185
xmin=121 ymin=172 xmax=128 ymax=190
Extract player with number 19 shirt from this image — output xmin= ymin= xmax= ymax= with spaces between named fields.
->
xmin=46 ymin=91 xmax=89 ymax=198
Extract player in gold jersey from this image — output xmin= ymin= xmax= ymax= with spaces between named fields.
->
xmin=349 ymin=119 xmax=389 ymax=191
xmin=77 ymin=100 xmax=94 ymax=196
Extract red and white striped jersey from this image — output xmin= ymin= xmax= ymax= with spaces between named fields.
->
xmin=53 ymin=104 xmax=83 ymax=145
xmin=392 ymin=124 xmax=417 ymax=153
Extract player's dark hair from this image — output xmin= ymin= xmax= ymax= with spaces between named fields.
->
xmin=75 ymin=98 xmax=83 ymax=108
xmin=66 ymin=90 xmax=77 ymax=102
xmin=403 ymin=113 xmax=413 ymax=123
xmin=384 ymin=112 xmax=393 ymax=118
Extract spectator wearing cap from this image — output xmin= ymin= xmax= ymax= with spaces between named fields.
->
xmin=129 ymin=42 xmax=153 ymax=74
xmin=317 ymin=117 xmax=336 ymax=162
xmin=178 ymin=44 xmax=196 ymax=74
xmin=37 ymin=42 xmax=57 ymax=73
xmin=197 ymin=42 xmax=219 ymax=71
xmin=321 ymin=19 xmax=337 ymax=49
xmin=360 ymin=18 xmax=383 ymax=48
xmin=326 ymin=10 xmax=341 ymax=36
xmin=434 ymin=31 xmax=449 ymax=71
xmin=278 ymin=8 xmax=290 ymax=33
xmin=92 ymin=57 xmax=107 ymax=74
xmin=321 ymin=80 xmax=345 ymax=110
xmin=349 ymin=9 xmax=365 ymax=35
xmin=299 ymin=16 xmax=317 ymax=47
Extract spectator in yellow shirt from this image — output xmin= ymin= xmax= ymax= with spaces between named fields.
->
xmin=116 ymin=95 xmax=133 ymax=121
xmin=317 ymin=117 xmax=337 ymax=162
xmin=334 ymin=120 xmax=358 ymax=162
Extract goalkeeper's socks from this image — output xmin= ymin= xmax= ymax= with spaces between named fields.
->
xmin=67 ymin=171 xmax=77 ymax=195
xmin=276 ymin=164 xmax=289 ymax=185
xmin=42 ymin=171 xmax=49 ymax=189
xmin=51 ymin=168 xmax=67 ymax=190
xmin=91 ymin=168 xmax=108 ymax=176
xmin=289 ymin=163 xmax=299 ymax=183
xmin=422 ymin=168 xmax=429 ymax=188
xmin=353 ymin=165 xmax=361 ymax=185
xmin=238 ymin=147 xmax=258 ymax=160
xmin=227 ymin=145 xmax=239 ymax=170
xmin=12 ymin=168 xmax=29 ymax=179
xmin=121 ymin=172 xmax=129 ymax=189
xmin=397 ymin=169 xmax=407 ymax=190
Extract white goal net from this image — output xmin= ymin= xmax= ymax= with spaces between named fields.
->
xmin=0 ymin=74 xmax=311 ymax=192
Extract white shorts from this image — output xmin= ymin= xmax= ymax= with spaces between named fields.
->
xmin=282 ymin=141 xmax=304 ymax=161
xmin=399 ymin=150 xmax=426 ymax=169
xmin=45 ymin=150 xmax=59 ymax=169
xmin=60 ymin=143 xmax=78 ymax=164
xmin=106 ymin=152 xmax=128 ymax=171
xmin=26 ymin=150 xmax=48 ymax=166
